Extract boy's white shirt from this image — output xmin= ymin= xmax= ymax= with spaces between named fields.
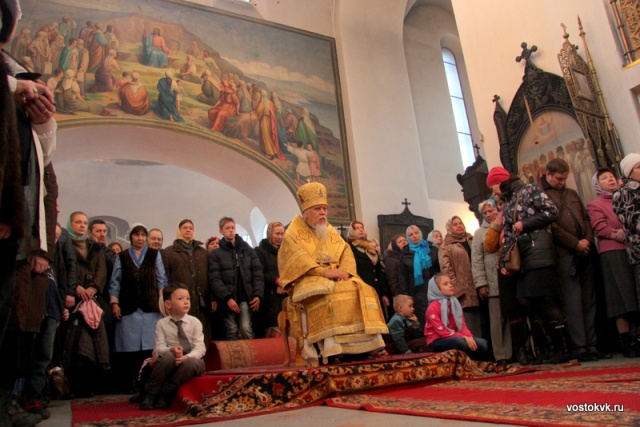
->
xmin=154 ymin=312 xmax=206 ymax=360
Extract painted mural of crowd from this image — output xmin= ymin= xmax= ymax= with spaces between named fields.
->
xmin=12 ymin=16 xmax=329 ymax=186
xmin=519 ymin=137 xmax=597 ymax=202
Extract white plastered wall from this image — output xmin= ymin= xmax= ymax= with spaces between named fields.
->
xmin=451 ymin=0 xmax=640 ymax=173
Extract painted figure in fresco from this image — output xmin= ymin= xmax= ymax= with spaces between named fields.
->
xmin=283 ymin=107 xmax=298 ymax=142
xmin=10 ymin=28 xmax=31 ymax=60
xmin=55 ymin=69 xmax=89 ymax=113
xmin=115 ymin=71 xmax=129 ymax=89
xmin=307 ymin=144 xmax=321 ymax=182
xmin=236 ymin=80 xmax=252 ymax=113
xmin=296 ymin=107 xmax=318 ymax=152
xmin=288 ymin=141 xmax=311 ymax=186
xmin=19 ymin=55 xmax=34 ymax=72
xmin=37 ymin=21 xmax=60 ymax=45
xmin=105 ymin=24 xmax=119 ymax=52
xmin=296 ymin=108 xmax=324 ymax=177
xmin=58 ymin=16 xmax=76 ymax=45
xmin=270 ymin=91 xmax=289 ymax=155
xmin=573 ymin=138 xmax=598 ymax=203
xmin=47 ymin=68 xmax=63 ymax=92
xmin=202 ymin=50 xmax=220 ymax=77
xmin=27 ymin=31 xmax=51 ymax=74
xmin=142 ymin=27 xmax=170 ymax=68
xmin=87 ymin=22 xmax=108 ymax=73
xmin=256 ymin=90 xmax=286 ymax=160
xmin=119 ymin=71 xmax=150 ymax=116
xmin=208 ymin=79 xmax=239 ymax=132
xmin=250 ymin=83 xmax=261 ymax=111
xmin=89 ymin=49 xmax=119 ymax=93
xmin=50 ymin=34 xmax=65 ymax=69
xmin=58 ymin=38 xmax=78 ymax=71
xmin=187 ymin=41 xmax=202 ymax=59
xmin=78 ymin=21 xmax=94 ymax=47
xmin=178 ymin=54 xmax=200 ymax=83
xmin=196 ymin=69 xmax=219 ymax=105
xmin=75 ymin=38 xmax=89 ymax=96
xmin=155 ymin=69 xmax=184 ymax=122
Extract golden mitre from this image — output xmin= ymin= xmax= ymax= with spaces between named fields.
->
xmin=297 ymin=182 xmax=327 ymax=212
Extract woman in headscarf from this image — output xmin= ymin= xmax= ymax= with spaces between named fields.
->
xmin=65 ymin=211 xmax=109 ymax=396
xmin=109 ymin=224 xmax=167 ymax=394
xmin=614 ymin=154 xmax=640 ymax=295
xmin=483 ymin=194 xmax=533 ymax=365
xmin=472 ymin=200 xmax=512 ymax=363
xmin=487 ymin=166 xmax=570 ymax=364
xmin=588 ymin=167 xmax=639 ymax=357
xmin=384 ymin=234 xmax=408 ymax=298
xmin=162 ymin=219 xmax=211 ymax=343
xmin=439 ymin=216 xmax=482 ymax=338
xmin=347 ymin=221 xmax=390 ymax=318
xmin=427 ymin=230 xmax=443 ymax=248
xmin=398 ymin=225 xmax=440 ymax=328
xmin=254 ymin=221 xmax=286 ymax=337
xmin=425 ymin=274 xmax=488 ymax=360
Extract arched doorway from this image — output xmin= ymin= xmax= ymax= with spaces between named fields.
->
xmin=54 ymin=125 xmax=299 ymax=246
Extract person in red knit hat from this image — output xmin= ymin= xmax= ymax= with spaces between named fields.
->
xmin=486 ymin=166 xmax=570 ymax=364
xmin=486 ymin=166 xmax=511 ymax=188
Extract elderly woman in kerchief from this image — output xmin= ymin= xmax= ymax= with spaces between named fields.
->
xmin=427 ymin=230 xmax=443 ymax=248
xmin=471 ymin=199 xmax=512 ymax=363
xmin=347 ymin=221 xmax=390 ymax=318
xmin=588 ymin=167 xmax=639 ymax=358
xmin=162 ymin=219 xmax=211 ymax=343
xmin=254 ymin=221 xmax=286 ymax=337
xmin=438 ymin=216 xmax=482 ymax=338
xmin=109 ymin=224 xmax=167 ymax=394
xmin=614 ymin=154 xmax=640 ymax=289
xmin=398 ymin=225 xmax=440 ymax=328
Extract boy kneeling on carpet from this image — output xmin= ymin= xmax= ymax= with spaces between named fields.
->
xmin=385 ymin=295 xmax=426 ymax=354
xmin=141 ymin=283 xmax=206 ymax=410
xmin=425 ymin=274 xmax=488 ymax=360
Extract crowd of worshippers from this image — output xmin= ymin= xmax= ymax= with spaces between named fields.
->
xmin=4 ymin=4 xmax=640 ymax=424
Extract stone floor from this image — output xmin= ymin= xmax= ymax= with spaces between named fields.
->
xmin=40 ymin=354 xmax=639 ymax=427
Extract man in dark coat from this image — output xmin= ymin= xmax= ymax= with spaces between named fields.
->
xmin=1 ymin=32 xmax=58 ymax=423
xmin=208 ymin=217 xmax=264 ymax=340
xmin=541 ymin=158 xmax=609 ymax=362
xmin=254 ymin=221 xmax=285 ymax=338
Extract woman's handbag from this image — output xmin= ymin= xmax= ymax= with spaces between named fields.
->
xmin=504 ymin=241 xmax=521 ymax=272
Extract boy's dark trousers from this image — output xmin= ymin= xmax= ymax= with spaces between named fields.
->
xmin=144 ymin=352 xmax=205 ymax=398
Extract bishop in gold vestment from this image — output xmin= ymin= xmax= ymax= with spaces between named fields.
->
xmin=278 ymin=182 xmax=388 ymax=364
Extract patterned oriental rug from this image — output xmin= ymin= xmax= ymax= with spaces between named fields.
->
xmin=326 ymin=362 xmax=640 ymax=427
xmin=72 ymin=350 xmax=522 ymax=427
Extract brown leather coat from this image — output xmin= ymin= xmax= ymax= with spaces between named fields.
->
xmin=541 ymin=176 xmax=594 ymax=258
xmin=438 ymin=232 xmax=478 ymax=309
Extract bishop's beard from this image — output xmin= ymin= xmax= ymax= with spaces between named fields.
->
xmin=314 ymin=223 xmax=329 ymax=241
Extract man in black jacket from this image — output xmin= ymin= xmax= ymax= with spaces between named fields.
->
xmin=208 ymin=217 xmax=264 ymax=340
xmin=541 ymin=158 xmax=609 ymax=362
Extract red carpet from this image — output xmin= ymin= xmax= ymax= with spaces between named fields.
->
xmin=72 ymin=350 xmax=521 ymax=426
xmin=326 ymin=362 xmax=640 ymax=426
xmin=74 ymin=351 xmax=640 ymax=427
